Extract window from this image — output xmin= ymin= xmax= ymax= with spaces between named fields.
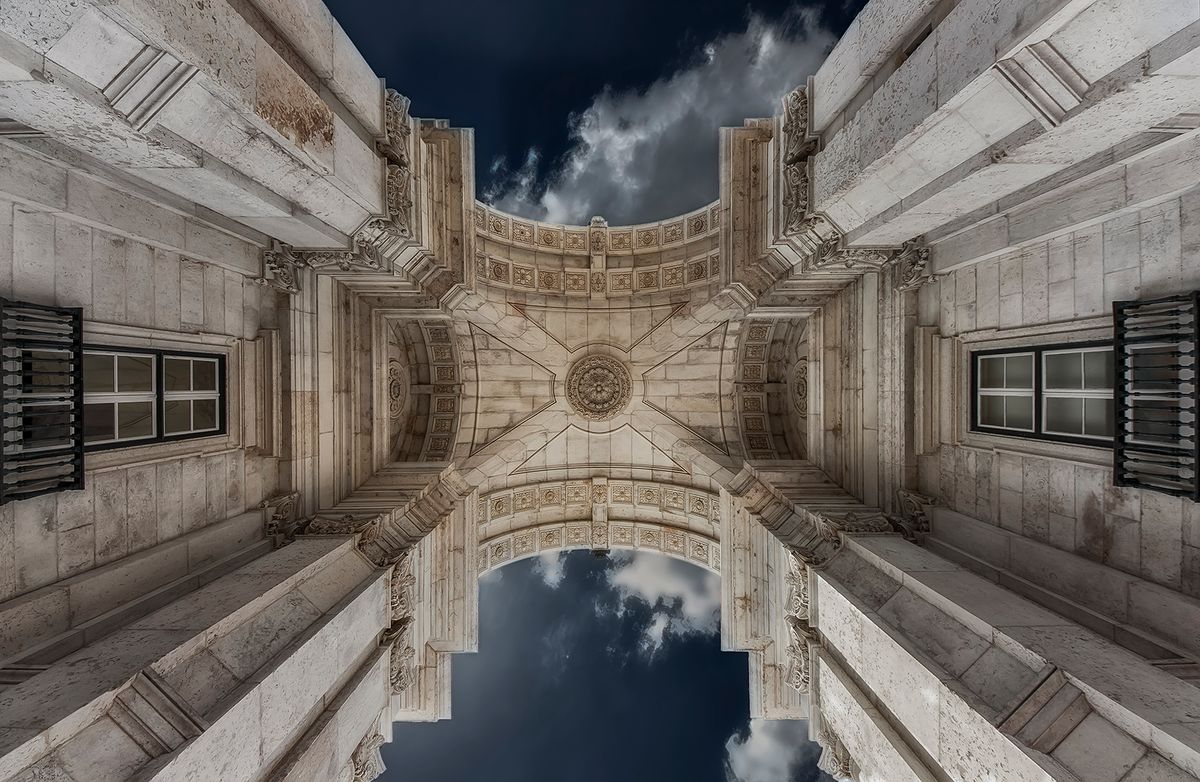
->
xmin=972 ymin=342 xmax=1114 ymax=446
xmin=82 ymin=348 xmax=224 ymax=450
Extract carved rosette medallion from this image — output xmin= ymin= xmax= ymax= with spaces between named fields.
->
xmin=565 ymin=355 xmax=632 ymax=421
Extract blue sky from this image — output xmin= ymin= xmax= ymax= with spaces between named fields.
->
xmin=324 ymin=0 xmax=864 ymax=224
xmin=381 ymin=551 xmax=832 ymax=782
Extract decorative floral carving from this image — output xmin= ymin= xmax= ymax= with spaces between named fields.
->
xmin=302 ymin=514 xmax=381 ymax=548
xmin=387 ymin=360 xmax=406 ymax=419
xmin=781 ymin=87 xmax=819 ymax=236
xmin=299 ymin=239 xmax=383 ymax=273
xmin=390 ymin=550 xmax=416 ymax=622
xmin=816 ymin=719 xmax=854 ymax=780
xmin=350 ymin=725 xmax=386 ymax=782
xmin=783 ymin=550 xmax=815 ymax=693
xmin=259 ymin=492 xmax=301 ymax=547
xmin=784 ymin=615 xmax=814 ymax=693
xmin=565 ymin=355 xmax=632 ymax=421
xmin=810 ymin=236 xmax=891 ymax=271
xmin=385 ymin=163 xmax=413 ymax=240
xmin=889 ymin=488 xmax=934 ymax=544
xmin=894 ymin=238 xmax=932 ymax=291
xmin=260 ymin=243 xmax=299 ymax=294
xmin=792 ymin=359 xmax=808 ymax=415
xmin=382 ymin=550 xmax=419 ymax=697
xmin=377 ymin=89 xmax=414 ymax=241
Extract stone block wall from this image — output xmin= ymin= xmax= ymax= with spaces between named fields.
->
xmin=917 ymin=189 xmax=1200 ymax=598
xmin=0 ymin=140 xmax=280 ymax=602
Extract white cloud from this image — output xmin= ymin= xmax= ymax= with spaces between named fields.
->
xmin=532 ymin=550 xmax=567 ymax=588
xmin=603 ymin=551 xmax=722 ymax=655
xmin=725 ymin=719 xmax=823 ymax=782
xmin=486 ymin=10 xmax=836 ymax=225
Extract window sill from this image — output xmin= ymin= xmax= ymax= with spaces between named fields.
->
xmin=957 ymin=430 xmax=1112 ymax=469
xmin=84 ymin=433 xmax=240 ymax=474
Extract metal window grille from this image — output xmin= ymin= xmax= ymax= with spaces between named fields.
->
xmin=0 ymin=299 xmax=85 ymax=505
xmin=1113 ymin=292 xmax=1199 ymax=500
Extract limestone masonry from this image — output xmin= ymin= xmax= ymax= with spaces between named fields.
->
xmin=0 ymin=0 xmax=1199 ymax=779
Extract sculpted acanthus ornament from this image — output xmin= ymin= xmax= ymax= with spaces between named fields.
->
xmin=383 ymin=549 xmax=419 ymax=695
xmin=781 ymin=86 xmax=819 ymax=236
xmin=259 ymin=242 xmax=300 ymax=294
xmin=783 ymin=550 xmax=816 ymax=693
xmin=808 ymin=236 xmax=892 ymax=272
xmin=298 ymin=239 xmax=384 ymax=273
xmin=888 ymin=489 xmax=934 ymax=544
xmin=817 ymin=719 xmax=856 ymax=780
xmin=259 ymin=492 xmax=301 ymax=547
xmin=894 ymin=238 xmax=932 ymax=291
xmin=379 ymin=90 xmax=415 ymax=241
xmin=349 ymin=725 xmax=386 ymax=782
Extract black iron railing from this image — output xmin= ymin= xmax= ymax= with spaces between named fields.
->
xmin=0 ymin=299 xmax=85 ymax=505
xmin=1113 ymin=292 xmax=1199 ymax=500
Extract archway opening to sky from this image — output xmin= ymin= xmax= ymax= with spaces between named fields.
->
xmin=383 ymin=550 xmax=832 ymax=782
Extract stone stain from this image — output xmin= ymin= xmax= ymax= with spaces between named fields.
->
xmin=255 ymin=58 xmax=334 ymax=151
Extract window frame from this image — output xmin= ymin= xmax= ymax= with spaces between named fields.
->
xmin=82 ymin=345 xmax=227 ymax=452
xmin=970 ymin=340 xmax=1114 ymax=448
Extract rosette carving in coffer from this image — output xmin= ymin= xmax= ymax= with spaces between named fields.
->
xmin=565 ymin=354 xmax=632 ymax=421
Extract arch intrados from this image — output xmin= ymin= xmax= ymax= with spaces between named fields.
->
xmin=479 ymin=518 xmax=720 ymax=577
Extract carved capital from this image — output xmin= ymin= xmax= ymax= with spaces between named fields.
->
xmin=889 ymin=489 xmax=934 ymax=544
xmin=259 ymin=492 xmax=301 ymax=547
xmin=894 ymin=239 xmax=932 ymax=291
xmin=817 ymin=719 xmax=855 ymax=780
xmin=380 ymin=89 xmax=412 ymax=167
xmin=781 ymin=86 xmax=819 ymax=236
xmin=258 ymin=242 xmax=300 ymax=294
xmin=350 ymin=725 xmax=386 ymax=782
xmin=783 ymin=550 xmax=817 ymax=694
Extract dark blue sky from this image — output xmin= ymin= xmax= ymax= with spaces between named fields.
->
xmin=324 ymin=0 xmax=867 ymax=224
xmin=382 ymin=552 xmax=831 ymax=782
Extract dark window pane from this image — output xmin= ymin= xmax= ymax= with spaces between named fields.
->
xmin=84 ymin=353 xmax=114 ymax=393
xmin=1084 ymin=351 xmax=1115 ymax=390
xmin=1006 ymin=395 xmax=1034 ymax=430
xmin=1045 ymin=352 xmax=1082 ymax=390
xmin=1084 ymin=398 xmax=1115 ymax=438
xmin=192 ymin=360 xmax=217 ymax=391
xmin=980 ymin=357 xmax=1004 ymax=389
xmin=84 ymin=402 xmax=115 ymax=442
xmin=117 ymin=355 xmax=154 ymax=392
xmin=118 ymin=401 xmax=155 ymax=439
xmin=164 ymin=358 xmax=191 ymax=392
xmin=1045 ymin=397 xmax=1084 ymax=434
xmin=193 ymin=399 xmax=217 ymax=431
xmin=164 ymin=400 xmax=190 ymax=434
xmin=980 ymin=394 xmax=1005 ymax=426
xmin=24 ymin=350 xmax=70 ymax=392
xmin=1005 ymin=355 xmax=1033 ymax=389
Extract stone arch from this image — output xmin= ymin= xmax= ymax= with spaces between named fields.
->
xmin=472 ymin=202 xmax=723 ymax=299
xmin=476 ymin=479 xmax=722 ymax=575
xmin=383 ymin=317 xmax=462 ymax=463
